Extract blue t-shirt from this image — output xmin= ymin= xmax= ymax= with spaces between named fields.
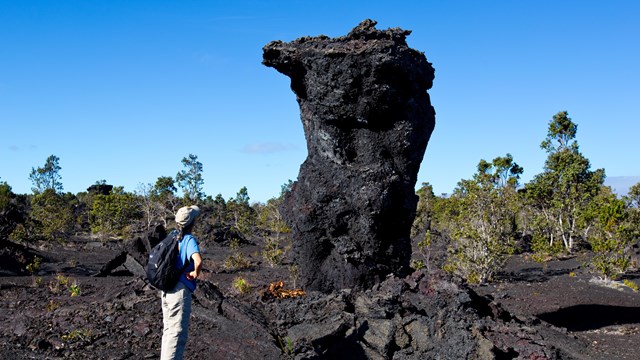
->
xmin=175 ymin=234 xmax=200 ymax=292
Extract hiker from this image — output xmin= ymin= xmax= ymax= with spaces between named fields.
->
xmin=160 ymin=205 xmax=202 ymax=360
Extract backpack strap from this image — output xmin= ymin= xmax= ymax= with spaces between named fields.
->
xmin=178 ymin=235 xmax=191 ymax=272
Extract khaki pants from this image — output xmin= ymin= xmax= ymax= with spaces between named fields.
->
xmin=161 ymin=281 xmax=192 ymax=360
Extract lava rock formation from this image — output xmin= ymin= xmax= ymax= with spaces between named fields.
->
xmin=262 ymin=20 xmax=436 ymax=292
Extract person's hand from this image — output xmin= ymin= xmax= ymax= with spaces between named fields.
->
xmin=186 ymin=270 xmax=199 ymax=280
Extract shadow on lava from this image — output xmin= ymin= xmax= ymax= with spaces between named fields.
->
xmin=496 ymin=267 xmax=574 ymax=283
xmin=620 ymin=271 xmax=640 ymax=281
xmin=537 ymin=304 xmax=640 ymax=331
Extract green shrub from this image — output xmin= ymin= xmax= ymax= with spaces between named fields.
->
xmin=411 ymin=232 xmax=432 ymax=271
xmin=223 ymin=239 xmax=251 ymax=271
xmin=89 ymin=187 xmax=142 ymax=238
xmin=262 ymin=237 xmax=284 ymax=267
xmin=530 ymin=232 xmax=565 ymax=261
xmin=26 ymin=256 xmax=41 ymax=274
xmin=410 ymin=259 xmax=426 ymax=271
xmin=587 ymin=197 xmax=632 ymax=280
xmin=49 ymin=274 xmax=71 ymax=294
xmin=589 ymin=236 xmax=630 ymax=280
xmin=62 ymin=328 xmax=92 ymax=343
xmin=278 ymin=336 xmax=294 ymax=355
xmin=0 ymin=181 xmax=11 ymax=211
xmin=288 ymin=264 xmax=300 ymax=288
xmin=46 ymin=300 xmax=60 ymax=312
xmin=30 ymin=189 xmax=74 ymax=242
xmin=441 ymin=155 xmax=520 ymax=284
xmin=623 ymin=279 xmax=639 ymax=292
xmin=8 ymin=223 xmax=29 ymax=243
xmin=69 ymin=282 xmax=81 ymax=297
xmin=444 ymin=233 xmax=514 ymax=284
xmin=232 ymin=277 xmax=252 ymax=295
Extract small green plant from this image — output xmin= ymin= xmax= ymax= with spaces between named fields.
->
xmin=48 ymin=280 xmax=60 ymax=294
xmin=531 ymin=252 xmax=552 ymax=263
xmin=410 ymin=259 xmax=426 ymax=271
xmin=411 ymin=233 xmax=432 ymax=272
xmin=623 ymin=279 xmax=639 ymax=292
xmin=69 ymin=282 xmax=81 ymax=297
xmin=232 ymin=277 xmax=252 ymax=295
xmin=9 ymin=223 xmax=29 ymax=243
xmin=278 ymin=335 xmax=294 ymax=355
xmin=288 ymin=264 xmax=300 ymax=288
xmin=26 ymin=256 xmax=42 ymax=275
xmin=224 ymin=239 xmax=251 ymax=271
xmin=49 ymin=274 xmax=69 ymax=294
xmin=46 ymin=300 xmax=60 ymax=312
xmin=55 ymin=274 xmax=70 ymax=286
xmin=62 ymin=328 xmax=92 ymax=343
xmin=262 ymin=237 xmax=284 ymax=267
xmin=49 ymin=274 xmax=80 ymax=296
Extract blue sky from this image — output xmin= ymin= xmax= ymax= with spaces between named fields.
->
xmin=1 ymin=1 xmax=639 ymax=202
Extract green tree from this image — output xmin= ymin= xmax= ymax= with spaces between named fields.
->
xmin=586 ymin=188 xmax=632 ymax=280
xmin=0 ymin=180 xmax=17 ymax=239
xmin=443 ymin=154 xmax=522 ymax=284
xmin=626 ymin=182 xmax=640 ymax=209
xmin=208 ymin=193 xmax=227 ymax=226
xmin=524 ymin=111 xmax=605 ymax=253
xmin=256 ymin=182 xmax=293 ymax=267
xmin=280 ymin=179 xmax=294 ymax=197
xmin=257 ymin=196 xmax=290 ymax=267
xmin=0 ymin=180 xmax=11 ymax=211
xmin=623 ymin=182 xmax=640 ymax=243
xmin=257 ymin=183 xmax=292 ymax=235
xmin=410 ymin=183 xmax=437 ymax=271
xmin=154 ymin=176 xmax=177 ymax=199
xmin=227 ymin=186 xmax=256 ymax=236
xmin=30 ymin=189 xmax=74 ymax=242
xmin=29 ymin=155 xmax=63 ymax=194
xmin=235 ymin=186 xmax=250 ymax=206
xmin=1 ymin=182 xmax=30 ymax=242
xmin=90 ymin=186 xmax=142 ymax=238
xmin=411 ymin=182 xmax=435 ymax=238
xmin=176 ymin=154 xmax=204 ymax=203
xmin=152 ymin=176 xmax=180 ymax=225
xmin=136 ymin=183 xmax=165 ymax=231
xmin=257 ymin=197 xmax=290 ymax=235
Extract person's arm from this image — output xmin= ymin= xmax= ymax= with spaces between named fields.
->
xmin=186 ymin=252 xmax=202 ymax=280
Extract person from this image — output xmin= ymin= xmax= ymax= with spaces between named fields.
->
xmin=160 ymin=205 xmax=202 ymax=360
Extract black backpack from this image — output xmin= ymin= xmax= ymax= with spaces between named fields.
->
xmin=146 ymin=230 xmax=183 ymax=291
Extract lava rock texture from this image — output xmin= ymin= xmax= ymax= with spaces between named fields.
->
xmin=263 ymin=271 xmax=586 ymax=360
xmin=262 ymin=19 xmax=436 ymax=292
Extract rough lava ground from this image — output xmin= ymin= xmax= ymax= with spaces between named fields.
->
xmin=1 ymin=234 xmax=640 ymax=359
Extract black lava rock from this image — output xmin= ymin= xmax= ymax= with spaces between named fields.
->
xmin=263 ymin=19 xmax=436 ymax=292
